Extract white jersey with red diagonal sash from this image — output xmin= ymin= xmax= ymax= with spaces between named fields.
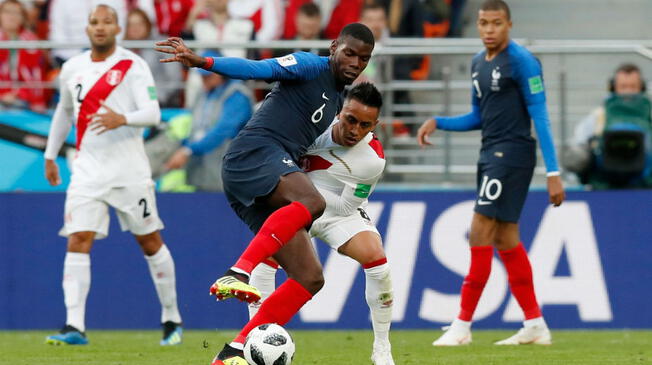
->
xmin=304 ymin=124 xmax=386 ymax=214
xmin=58 ymin=46 xmax=158 ymax=189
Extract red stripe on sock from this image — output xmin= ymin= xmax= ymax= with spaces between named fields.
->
xmin=234 ymin=279 xmax=312 ymax=344
xmin=458 ymin=246 xmax=493 ymax=322
xmin=498 ymin=243 xmax=542 ymax=320
xmin=262 ymin=258 xmax=280 ymax=269
xmin=234 ymin=202 xmax=312 ymax=274
xmin=362 ymin=257 xmax=388 ymax=269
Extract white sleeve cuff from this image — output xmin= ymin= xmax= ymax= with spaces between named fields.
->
xmin=546 ymin=171 xmax=561 ymax=177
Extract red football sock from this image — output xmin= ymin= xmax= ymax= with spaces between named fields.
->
xmin=458 ymin=246 xmax=493 ymax=321
xmin=234 ymin=202 xmax=312 ymax=274
xmin=498 ymin=243 xmax=542 ymax=320
xmin=233 ymin=279 xmax=312 ymax=344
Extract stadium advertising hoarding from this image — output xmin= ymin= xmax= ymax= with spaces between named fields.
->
xmin=0 ymin=191 xmax=650 ymax=329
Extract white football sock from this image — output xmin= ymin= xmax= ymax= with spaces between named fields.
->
xmin=364 ymin=262 xmax=393 ymax=347
xmin=145 ymin=244 xmax=181 ymax=324
xmin=451 ymin=318 xmax=472 ymax=330
xmin=524 ymin=316 xmax=546 ymax=328
xmin=247 ymin=262 xmax=278 ymax=319
xmin=63 ymin=252 xmax=91 ymax=332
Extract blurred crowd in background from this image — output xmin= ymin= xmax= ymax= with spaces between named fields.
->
xmin=0 ymin=0 xmax=466 ymax=111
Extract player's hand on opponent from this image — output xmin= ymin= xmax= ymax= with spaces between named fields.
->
xmin=89 ymin=101 xmax=126 ymax=135
xmin=547 ymin=175 xmax=565 ymax=207
xmin=417 ymin=118 xmax=438 ymax=147
xmin=44 ymin=159 xmax=61 ymax=186
xmin=155 ymin=37 xmax=206 ymax=68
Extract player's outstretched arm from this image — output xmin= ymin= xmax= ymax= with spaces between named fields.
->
xmin=155 ymin=37 xmax=206 ymax=68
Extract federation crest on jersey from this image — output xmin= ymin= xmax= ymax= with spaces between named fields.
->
xmin=491 ymin=67 xmax=501 ymax=91
xmin=105 ymin=69 xmax=124 ymax=86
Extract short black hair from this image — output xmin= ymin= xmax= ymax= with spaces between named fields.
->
xmin=337 ymin=22 xmax=375 ymax=47
xmin=298 ymin=2 xmax=320 ymax=18
xmin=90 ymin=4 xmax=119 ymax=23
xmin=346 ymin=82 xmax=382 ymax=110
xmin=480 ymin=0 xmax=511 ymax=20
xmin=615 ymin=63 xmax=642 ymax=75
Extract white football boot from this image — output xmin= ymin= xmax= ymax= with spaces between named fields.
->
xmin=371 ymin=341 xmax=396 ymax=365
xmin=432 ymin=321 xmax=472 ymax=346
xmin=494 ymin=321 xmax=552 ymax=345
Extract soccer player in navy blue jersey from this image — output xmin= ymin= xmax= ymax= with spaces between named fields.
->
xmin=157 ymin=23 xmax=374 ymax=364
xmin=417 ymin=0 xmax=565 ymax=346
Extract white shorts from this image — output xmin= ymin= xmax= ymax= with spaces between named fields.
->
xmin=309 ymin=207 xmax=379 ymax=250
xmin=60 ymin=181 xmax=164 ymax=239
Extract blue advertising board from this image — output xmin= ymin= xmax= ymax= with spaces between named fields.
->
xmin=0 ymin=191 xmax=651 ymax=329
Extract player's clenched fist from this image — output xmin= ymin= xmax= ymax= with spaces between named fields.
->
xmin=155 ymin=37 xmax=206 ymax=68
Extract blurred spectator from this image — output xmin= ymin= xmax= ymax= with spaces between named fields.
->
xmin=227 ymin=0 xmax=283 ymax=42
xmin=183 ymin=0 xmax=253 ymax=107
xmin=49 ymin=0 xmax=128 ymax=65
xmin=148 ymin=51 xmax=254 ymax=191
xmin=283 ymin=0 xmax=363 ymax=41
xmin=358 ymin=2 xmax=389 ymax=84
xmin=274 ymin=2 xmax=326 ymax=57
xmin=566 ymin=63 xmax=652 ymax=189
xmin=421 ymin=0 xmax=452 ymax=38
xmin=185 ymin=0 xmax=253 ymax=58
xmin=320 ymin=0 xmax=363 ymax=40
xmin=154 ymin=0 xmax=193 ymax=37
xmin=0 ymin=0 xmax=47 ymax=112
xmin=125 ymin=8 xmax=182 ymax=106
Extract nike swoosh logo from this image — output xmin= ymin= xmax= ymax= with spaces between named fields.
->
xmin=477 ymin=199 xmax=492 ymax=205
xmin=322 ymin=92 xmax=329 ymax=100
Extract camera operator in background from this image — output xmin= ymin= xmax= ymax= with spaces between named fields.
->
xmin=566 ymin=63 xmax=652 ymax=189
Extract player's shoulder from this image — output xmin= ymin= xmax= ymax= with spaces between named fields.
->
xmin=472 ymin=49 xmax=486 ymax=64
xmin=275 ymin=51 xmax=328 ymax=68
xmin=506 ymin=40 xmax=539 ymax=67
xmin=352 ymin=133 xmax=386 ymax=175
xmin=60 ymin=50 xmax=91 ymax=79
xmin=115 ymin=47 xmax=151 ymax=69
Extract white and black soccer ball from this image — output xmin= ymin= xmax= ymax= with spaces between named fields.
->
xmin=243 ymin=323 xmax=295 ymax=365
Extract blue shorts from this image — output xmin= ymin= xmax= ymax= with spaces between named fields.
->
xmin=222 ymin=137 xmax=302 ymax=232
xmin=474 ymin=163 xmax=534 ymax=223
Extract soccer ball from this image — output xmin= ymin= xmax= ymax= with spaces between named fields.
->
xmin=243 ymin=323 xmax=295 ymax=365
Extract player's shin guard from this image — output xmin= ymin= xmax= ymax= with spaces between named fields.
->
xmin=234 ymin=278 xmax=312 ymax=344
xmin=458 ymin=246 xmax=493 ymax=321
xmin=62 ymin=252 xmax=91 ymax=332
xmin=247 ymin=260 xmax=279 ymax=319
xmin=145 ymin=244 xmax=182 ymax=324
xmin=363 ymin=258 xmax=393 ymax=346
xmin=234 ymin=202 xmax=312 ymax=274
xmin=498 ymin=243 xmax=542 ymax=320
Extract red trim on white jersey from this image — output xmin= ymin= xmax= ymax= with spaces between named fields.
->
xmin=76 ymin=59 xmax=133 ymax=150
xmin=303 ymin=154 xmax=333 ymax=172
xmin=368 ymin=134 xmax=385 ymax=159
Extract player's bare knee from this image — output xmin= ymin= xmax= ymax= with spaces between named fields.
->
xmin=301 ymin=193 xmax=326 ymax=220
xmin=135 ymin=231 xmax=163 ymax=256
xmin=67 ymin=232 xmax=94 ymax=253
xmin=293 ymin=268 xmax=324 ymax=295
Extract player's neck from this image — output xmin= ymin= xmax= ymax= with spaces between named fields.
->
xmin=91 ymin=44 xmax=117 ymax=62
xmin=485 ymin=39 xmax=510 ymax=61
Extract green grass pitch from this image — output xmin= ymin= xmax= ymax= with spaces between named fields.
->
xmin=1 ymin=330 xmax=650 ymax=364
